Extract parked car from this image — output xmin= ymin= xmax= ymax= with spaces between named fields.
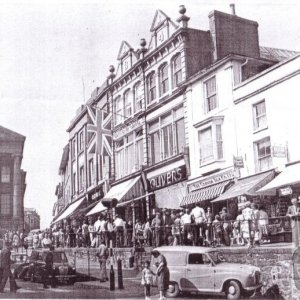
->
xmin=13 ymin=249 xmax=76 ymax=285
xmin=151 ymin=246 xmax=262 ymax=300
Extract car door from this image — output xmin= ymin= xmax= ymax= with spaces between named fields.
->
xmin=185 ymin=253 xmax=215 ymax=292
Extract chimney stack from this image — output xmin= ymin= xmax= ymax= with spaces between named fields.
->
xmin=230 ymin=3 xmax=236 ymax=15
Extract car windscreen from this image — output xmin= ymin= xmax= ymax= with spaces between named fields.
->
xmin=41 ymin=252 xmax=68 ymax=263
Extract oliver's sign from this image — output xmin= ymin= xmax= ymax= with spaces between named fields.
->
xmin=149 ymin=166 xmax=186 ymax=190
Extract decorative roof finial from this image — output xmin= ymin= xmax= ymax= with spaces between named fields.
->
xmin=108 ymin=65 xmax=116 ymax=82
xmin=177 ymin=5 xmax=190 ymax=28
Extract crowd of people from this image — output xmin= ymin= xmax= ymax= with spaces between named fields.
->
xmin=43 ymin=201 xmax=273 ymax=250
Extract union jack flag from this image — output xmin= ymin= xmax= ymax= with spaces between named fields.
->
xmin=86 ymin=105 xmax=112 ymax=156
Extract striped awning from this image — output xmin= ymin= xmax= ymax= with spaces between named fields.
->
xmin=180 ymin=180 xmax=231 ymax=207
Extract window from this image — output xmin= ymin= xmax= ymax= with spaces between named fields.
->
xmin=71 ymin=139 xmax=76 ymax=159
xmin=198 ymin=119 xmax=224 ymax=166
xmin=188 ymin=253 xmax=210 ymax=265
xmin=159 ymin=64 xmax=169 ymax=96
xmin=78 ymin=131 xmax=84 ymax=152
xmin=79 ymin=166 xmax=85 ymax=191
xmin=148 ymin=106 xmax=185 ymax=165
xmin=88 ymin=159 xmax=94 ymax=187
xmin=1 ymin=166 xmax=10 ymax=183
xmin=72 ymin=171 xmax=77 ymax=195
xmin=204 ymin=76 xmax=217 ymax=113
xmin=172 ymin=54 xmax=182 ymax=87
xmin=124 ymin=90 xmax=132 ymax=119
xmin=253 ymin=101 xmax=267 ymax=130
xmin=147 ymin=72 xmax=156 ymax=104
xmin=256 ymin=138 xmax=272 ymax=172
xmin=134 ymin=82 xmax=143 ymax=113
xmin=115 ymin=96 xmax=123 ymax=124
xmin=115 ymin=130 xmax=144 ymax=179
xmin=1 ymin=195 xmax=11 ymax=215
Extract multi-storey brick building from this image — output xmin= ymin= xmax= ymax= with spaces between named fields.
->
xmin=0 ymin=126 xmax=26 ymax=235
xmin=24 ymin=208 xmax=40 ymax=234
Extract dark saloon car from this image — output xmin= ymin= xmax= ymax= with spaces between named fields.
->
xmin=13 ymin=249 xmax=76 ymax=284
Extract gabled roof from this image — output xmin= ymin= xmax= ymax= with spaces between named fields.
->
xmin=0 ymin=125 xmax=25 ymax=142
xmin=117 ymin=41 xmax=134 ymax=60
xmin=260 ymin=46 xmax=299 ymax=62
xmin=150 ymin=10 xmax=171 ymax=32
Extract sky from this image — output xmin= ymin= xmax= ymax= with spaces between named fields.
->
xmin=0 ymin=0 xmax=299 ymax=229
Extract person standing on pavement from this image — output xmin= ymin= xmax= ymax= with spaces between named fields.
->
xmin=82 ymin=221 xmax=89 ymax=247
xmin=114 ymin=214 xmax=124 ymax=248
xmin=42 ymin=245 xmax=57 ymax=289
xmin=0 ymin=243 xmax=19 ymax=293
xmin=191 ymin=204 xmax=206 ymax=245
xmin=96 ymin=239 xmax=109 ymax=282
xmin=286 ymin=197 xmax=300 ymax=247
xmin=141 ymin=260 xmax=155 ymax=300
xmin=151 ymin=212 xmax=162 ymax=247
xmin=180 ymin=208 xmax=192 ymax=245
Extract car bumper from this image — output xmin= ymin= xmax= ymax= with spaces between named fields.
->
xmin=55 ymin=275 xmax=77 ymax=282
xmin=244 ymin=283 xmax=262 ymax=291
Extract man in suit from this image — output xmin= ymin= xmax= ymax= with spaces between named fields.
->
xmin=287 ymin=197 xmax=300 ymax=247
xmin=42 ymin=245 xmax=57 ymax=289
xmin=161 ymin=209 xmax=173 ymax=245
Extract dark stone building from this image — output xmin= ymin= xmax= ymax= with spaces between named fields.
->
xmin=0 ymin=126 xmax=26 ymax=236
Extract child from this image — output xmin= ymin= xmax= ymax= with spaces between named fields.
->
xmin=141 ymin=260 xmax=155 ymax=300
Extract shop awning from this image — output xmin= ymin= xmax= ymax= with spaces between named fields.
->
xmin=212 ymin=170 xmax=275 ymax=202
xmin=53 ymin=197 xmax=86 ymax=223
xmin=180 ymin=180 xmax=231 ymax=207
xmin=86 ymin=176 xmax=141 ymax=216
xmin=258 ymin=162 xmax=300 ymax=194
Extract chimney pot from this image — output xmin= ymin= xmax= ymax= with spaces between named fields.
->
xmin=230 ymin=3 xmax=236 ymax=15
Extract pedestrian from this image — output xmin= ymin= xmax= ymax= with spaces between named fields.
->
xmin=135 ymin=220 xmax=144 ymax=247
xmin=191 ymin=204 xmax=206 ymax=246
xmin=12 ymin=232 xmax=20 ymax=253
xmin=96 ymin=239 xmax=109 ymax=282
xmin=151 ymin=213 xmax=162 ymax=247
xmin=88 ymin=220 xmax=95 ymax=247
xmin=212 ymin=215 xmax=223 ymax=247
xmin=251 ymin=203 xmax=260 ymax=246
xmin=114 ymin=214 xmax=124 ymax=248
xmin=151 ymin=250 xmax=170 ymax=300
xmin=171 ymin=213 xmax=182 ymax=245
xmin=143 ymin=218 xmax=152 ymax=247
xmin=126 ymin=220 xmax=133 ymax=247
xmin=205 ymin=207 xmax=213 ymax=246
xmin=82 ymin=221 xmax=89 ymax=247
xmin=33 ymin=231 xmax=39 ymax=249
xmin=141 ymin=260 xmax=155 ymax=300
xmin=42 ymin=233 xmax=53 ymax=248
xmin=287 ymin=197 xmax=300 ymax=247
xmin=106 ymin=217 xmax=115 ymax=248
xmin=42 ymin=245 xmax=57 ymax=289
xmin=180 ymin=208 xmax=192 ymax=245
xmin=161 ymin=209 xmax=173 ymax=245
xmin=0 ymin=243 xmax=19 ymax=293
xmin=220 ymin=207 xmax=232 ymax=246
xmin=242 ymin=202 xmax=253 ymax=246
xmin=258 ymin=205 xmax=269 ymax=244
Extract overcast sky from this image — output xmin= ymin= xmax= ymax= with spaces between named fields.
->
xmin=0 ymin=0 xmax=299 ymax=229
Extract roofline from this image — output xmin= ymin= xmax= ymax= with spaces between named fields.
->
xmin=66 ymin=106 xmax=87 ymax=133
xmin=0 ymin=125 xmax=26 ymax=141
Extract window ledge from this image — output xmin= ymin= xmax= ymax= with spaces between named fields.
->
xmin=253 ymin=126 xmax=268 ymax=134
xmin=199 ymin=159 xmax=225 ymax=168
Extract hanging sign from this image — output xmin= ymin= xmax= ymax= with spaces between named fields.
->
xmin=279 ymin=186 xmax=293 ymax=196
xmin=233 ymin=156 xmax=244 ymax=168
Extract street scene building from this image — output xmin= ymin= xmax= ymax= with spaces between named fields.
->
xmin=24 ymin=208 xmax=40 ymax=234
xmin=0 ymin=126 xmax=26 ymax=235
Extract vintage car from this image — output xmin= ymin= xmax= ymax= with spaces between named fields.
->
xmin=151 ymin=246 xmax=262 ymax=299
xmin=13 ymin=249 xmax=76 ymax=284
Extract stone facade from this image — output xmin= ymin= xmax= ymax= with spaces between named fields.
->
xmin=24 ymin=208 xmax=40 ymax=234
xmin=0 ymin=125 xmax=26 ymax=235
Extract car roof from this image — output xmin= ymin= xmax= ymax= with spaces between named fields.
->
xmin=153 ymin=246 xmax=215 ymax=254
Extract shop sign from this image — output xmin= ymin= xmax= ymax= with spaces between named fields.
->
xmin=279 ymin=186 xmax=293 ymax=196
xmin=113 ymin=117 xmax=144 ymax=139
xmin=233 ymin=156 xmax=244 ymax=168
xmin=188 ymin=169 xmax=235 ymax=193
xmin=88 ymin=186 xmax=104 ymax=202
xmin=149 ymin=166 xmax=186 ymax=190
xmin=272 ymin=145 xmax=287 ymax=158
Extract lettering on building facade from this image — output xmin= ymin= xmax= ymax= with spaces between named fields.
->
xmin=188 ymin=169 xmax=235 ymax=193
xmin=88 ymin=186 xmax=104 ymax=202
xmin=149 ymin=166 xmax=187 ymax=190
xmin=113 ymin=117 xmax=144 ymax=140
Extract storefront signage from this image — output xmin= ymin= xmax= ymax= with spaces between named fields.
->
xmin=233 ymin=156 xmax=244 ymax=168
xmin=279 ymin=186 xmax=293 ymax=196
xmin=88 ymin=185 xmax=104 ymax=202
xmin=272 ymin=145 xmax=287 ymax=158
xmin=113 ymin=117 xmax=144 ymax=139
xmin=149 ymin=166 xmax=186 ymax=190
xmin=188 ymin=169 xmax=235 ymax=193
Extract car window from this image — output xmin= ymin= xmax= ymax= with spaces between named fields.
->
xmin=188 ymin=253 xmax=210 ymax=265
xmin=159 ymin=252 xmax=186 ymax=266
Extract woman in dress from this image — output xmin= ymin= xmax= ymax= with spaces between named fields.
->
xmin=151 ymin=250 xmax=170 ymax=300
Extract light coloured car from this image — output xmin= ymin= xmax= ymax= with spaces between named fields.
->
xmin=151 ymin=246 xmax=262 ymax=299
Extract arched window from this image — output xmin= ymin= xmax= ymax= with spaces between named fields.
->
xmin=146 ymin=72 xmax=156 ymax=104
xmin=159 ymin=63 xmax=169 ymax=96
xmin=134 ymin=82 xmax=143 ymax=113
xmin=172 ymin=54 xmax=182 ymax=87
xmin=115 ymin=96 xmax=123 ymax=124
xmin=124 ymin=89 xmax=132 ymax=119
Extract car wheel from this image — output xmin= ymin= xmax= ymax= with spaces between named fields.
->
xmin=225 ymin=280 xmax=241 ymax=300
xmin=166 ymin=281 xmax=180 ymax=298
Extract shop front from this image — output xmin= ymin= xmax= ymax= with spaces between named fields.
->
xmin=181 ymin=168 xmax=235 ymax=211
xmin=147 ymin=160 xmax=187 ymax=215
